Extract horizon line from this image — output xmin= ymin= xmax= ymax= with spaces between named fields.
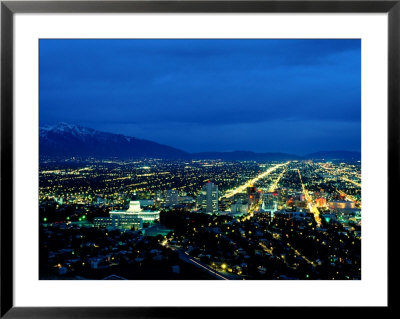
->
xmin=39 ymin=122 xmax=361 ymax=156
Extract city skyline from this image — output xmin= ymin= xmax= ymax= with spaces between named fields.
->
xmin=40 ymin=39 xmax=361 ymax=154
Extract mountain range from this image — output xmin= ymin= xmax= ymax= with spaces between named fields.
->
xmin=39 ymin=123 xmax=361 ymax=161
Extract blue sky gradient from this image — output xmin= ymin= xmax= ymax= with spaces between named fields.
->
xmin=39 ymin=39 xmax=361 ymax=154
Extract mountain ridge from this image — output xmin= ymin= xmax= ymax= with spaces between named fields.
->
xmin=40 ymin=123 xmax=188 ymax=159
xmin=39 ymin=123 xmax=361 ymax=161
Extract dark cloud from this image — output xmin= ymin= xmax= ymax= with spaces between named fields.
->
xmin=40 ymin=39 xmax=361 ymax=154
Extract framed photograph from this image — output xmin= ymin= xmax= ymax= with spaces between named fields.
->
xmin=1 ymin=0 xmax=395 ymax=317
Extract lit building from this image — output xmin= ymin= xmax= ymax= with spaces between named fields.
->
xmin=315 ymin=197 xmax=327 ymax=207
xmin=262 ymin=198 xmax=278 ymax=215
xmin=93 ymin=217 xmax=113 ymax=228
xmin=93 ymin=215 xmax=142 ymax=230
xmin=197 ymin=181 xmax=219 ymax=213
xmin=139 ymin=199 xmax=154 ymax=207
xmin=155 ymin=190 xmax=162 ymax=202
xmin=247 ymin=186 xmax=262 ymax=206
xmin=328 ymin=200 xmax=355 ymax=210
xmin=110 ymin=200 xmax=160 ymax=223
xmin=94 ymin=201 xmax=159 ymax=229
xmin=178 ymin=196 xmax=195 ymax=204
xmin=230 ymin=199 xmax=248 ymax=216
xmin=56 ymin=197 xmax=64 ymax=205
xmin=165 ymin=189 xmax=179 ymax=207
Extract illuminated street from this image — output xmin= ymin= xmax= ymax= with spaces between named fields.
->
xmin=223 ymin=162 xmax=288 ymax=199
xmin=268 ymin=168 xmax=287 ymax=192
xmin=297 ymin=168 xmax=322 ymax=227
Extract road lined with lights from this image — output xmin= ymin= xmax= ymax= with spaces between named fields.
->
xmin=286 ymin=243 xmax=316 ymax=267
xmin=181 ymin=251 xmax=230 ymax=280
xmin=259 ymin=242 xmax=274 ymax=255
xmin=259 ymin=233 xmax=316 ymax=269
xmin=239 ymin=165 xmax=287 ymax=222
xmin=163 ymin=243 xmax=230 ymax=280
xmin=241 ymin=198 xmax=262 ymax=222
xmin=222 ymin=162 xmax=289 ymax=199
xmin=268 ymin=167 xmax=287 ymax=192
xmin=341 ymin=177 xmax=361 ymax=187
xmin=297 ymin=169 xmax=322 ymax=227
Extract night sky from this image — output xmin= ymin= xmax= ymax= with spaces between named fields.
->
xmin=39 ymin=39 xmax=361 ymax=155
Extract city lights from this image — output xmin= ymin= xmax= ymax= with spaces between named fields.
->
xmin=39 ymin=158 xmax=361 ymax=280
xmin=38 ymin=38 xmax=361 ymax=281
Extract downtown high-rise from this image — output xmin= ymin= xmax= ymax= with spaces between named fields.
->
xmin=197 ymin=181 xmax=219 ymax=213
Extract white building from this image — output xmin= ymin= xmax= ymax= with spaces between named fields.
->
xmin=110 ymin=200 xmax=160 ymax=223
xmin=93 ymin=215 xmax=143 ymax=230
xmin=262 ymin=199 xmax=278 ymax=217
xmin=94 ymin=201 xmax=159 ymax=229
xmin=230 ymin=199 xmax=248 ymax=216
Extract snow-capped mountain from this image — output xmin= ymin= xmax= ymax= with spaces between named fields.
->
xmin=40 ymin=123 xmax=98 ymax=139
xmin=39 ymin=123 xmax=189 ymax=159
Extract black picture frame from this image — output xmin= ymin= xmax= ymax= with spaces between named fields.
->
xmin=0 ymin=0 xmax=396 ymax=317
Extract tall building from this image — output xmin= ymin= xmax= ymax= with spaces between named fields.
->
xmin=197 ymin=181 xmax=219 ymax=213
xmin=165 ymin=189 xmax=179 ymax=207
xmin=247 ymin=186 xmax=262 ymax=206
